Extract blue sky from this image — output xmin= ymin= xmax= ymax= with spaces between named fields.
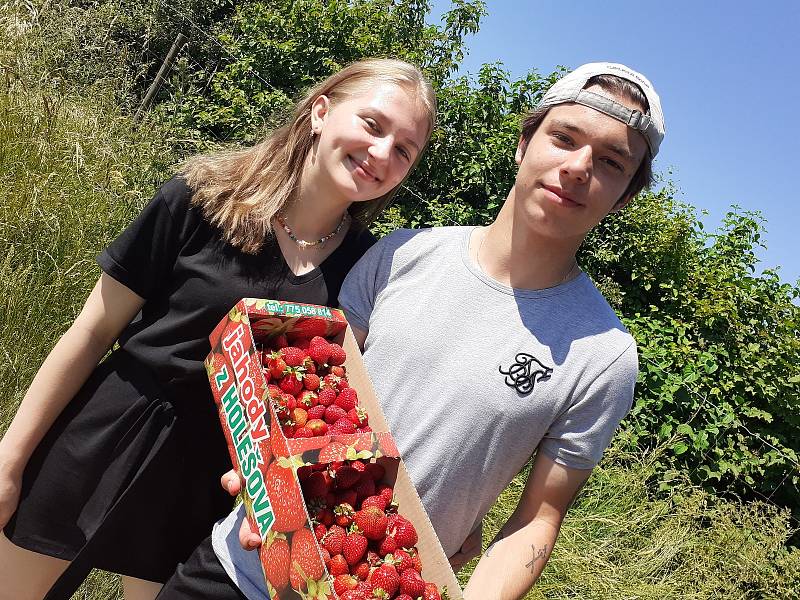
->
xmin=429 ymin=0 xmax=800 ymax=285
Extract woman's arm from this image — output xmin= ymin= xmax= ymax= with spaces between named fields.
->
xmin=0 ymin=273 xmax=145 ymax=527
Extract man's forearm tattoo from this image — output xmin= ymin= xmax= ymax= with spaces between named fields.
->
xmin=525 ymin=544 xmax=549 ymax=573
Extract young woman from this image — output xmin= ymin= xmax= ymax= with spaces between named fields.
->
xmin=0 ymin=58 xmax=435 ymax=600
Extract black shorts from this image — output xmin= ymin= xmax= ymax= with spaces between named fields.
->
xmin=4 ymin=350 xmax=233 ymax=589
xmin=157 ymin=535 xmax=248 ymax=600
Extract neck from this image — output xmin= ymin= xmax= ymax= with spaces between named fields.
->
xmin=478 ymin=186 xmax=582 ymax=289
xmin=282 ymin=152 xmax=352 ymax=241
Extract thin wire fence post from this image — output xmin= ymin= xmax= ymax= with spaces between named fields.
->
xmin=135 ymin=33 xmax=188 ymax=122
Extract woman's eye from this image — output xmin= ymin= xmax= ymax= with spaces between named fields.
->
xmin=364 ymin=118 xmax=380 ymax=132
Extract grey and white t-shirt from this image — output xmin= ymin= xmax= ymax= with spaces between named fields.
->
xmin=212 ymin=226 xmax=637 ymax=596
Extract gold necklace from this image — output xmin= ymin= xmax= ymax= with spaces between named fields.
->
xmin=476 ymin=227 xmax=579 ymax=286
xmin=275 ymin=211 xmax=349 ymax=249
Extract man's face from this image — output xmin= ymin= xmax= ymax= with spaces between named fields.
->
xmin=513 ymin=85 xmax=649 ymax=243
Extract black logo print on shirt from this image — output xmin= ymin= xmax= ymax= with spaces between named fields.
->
xmin=499 ymin=353 xmax=553 ymax=394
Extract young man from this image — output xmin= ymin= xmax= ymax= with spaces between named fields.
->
xmin=158 ymin=62 xmax=665 ymax=599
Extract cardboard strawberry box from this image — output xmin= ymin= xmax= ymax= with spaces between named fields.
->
xmin=206 ymin=298 xmax=463 ymax=599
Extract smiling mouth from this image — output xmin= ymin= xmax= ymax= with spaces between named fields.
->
xmin=542 ymin=184 xmax=581 ymax=207
xmin=348 ymin=155 xmax=379 ymax=182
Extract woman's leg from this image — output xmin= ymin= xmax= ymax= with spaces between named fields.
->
xmin=122 ymin=576 xmax=163 ymax=600
xmin=0 ymin=532 xmax=69 ymax=600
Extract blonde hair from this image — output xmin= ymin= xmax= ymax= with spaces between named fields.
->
xmin=180 ymin=58 xmax=436 ymax=254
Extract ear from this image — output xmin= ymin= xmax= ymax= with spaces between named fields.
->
xmin=514 ymin=135 xmax=529 ymax=166
xmin=610 ymin=193 xmax=633 ymax=213
xmin=310 ymin=94 xmax=331 ymax=134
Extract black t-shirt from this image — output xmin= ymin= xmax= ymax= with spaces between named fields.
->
xmin=97 ymin=177 xmax=376 ymax=400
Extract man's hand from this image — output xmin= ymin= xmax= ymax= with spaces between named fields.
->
xmin=449 ymin=527 xmax=482 ymax=572
xmin=220 ymin=469 xmax=261 ymax=550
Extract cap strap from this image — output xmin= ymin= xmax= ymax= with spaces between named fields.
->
xmin=574 ymin=89 xmax=657 ymax=154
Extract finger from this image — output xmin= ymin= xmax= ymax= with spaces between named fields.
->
xmin=238 ymin=515 xmax=262 ymax=551
xmin=220 ymin=470 xmax=241 ymax=496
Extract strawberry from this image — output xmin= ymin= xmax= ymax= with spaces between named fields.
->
xmin=399 ymin=569 xmax=425 ymax=597
xmin=334 ymin=465 xmax=362 ymax=489
xmin=280 ymin=346 xmax=306 ymax=367
xmin=422 ymin=583 xmax=442 ymax=600
xmin=369 ymin=564 xmax=400 ymax=596
xmin=270 ymin=334 xmax=288 ymax=350
xmin=388 ymin=515 xmax=418 ymax=548
xmin=317 ymin=387 xmax=337 ymax=407
xmin=265 ymin=461 xmax=306 ymax=532
xmin=330 ymin=364 xmax=346 ymax=378
xmin=328 ymin=343 xmax=347 ymax=365
xmin=354 ymin=506 xmax=387 ymax=541
xmin=335 ymin=388 xmax=358 ymax=411
xmin=340 ymin=591 xmax=366 ymax=600
xmin=328 ymin=553 xmax=350 ymax=577
xmin=279 ymin=371 xmax=303 ymax=396
xmin=347 ymin=406 xmax=368 ymax=427
xmin=361 ymin=495 xmax=389 ymax=511
xmin=354 ymin=477 xmax=375 ymax=502
xmin=297 ymin=390 xmax=317 ymax=408
xmin=261 ymin=533 xmax=290 ymax=592
xmin=337 ymin=489 xmax=358 ymax=509
xmin=323 ymin=374 xmax=343 ymax=392
xmin=393 ymin=549 xmax=421 ymax=574
xmin=377 ymin=484 xmax=394 ymax=505
xmin=307 ymin=404 xmax=327 ymax=420
xmin=292 ymin=317 xmax=329 ymax=339
xmin=313 ymin=523 xmax=327 ymax=541
xmin=324 ymin=405 xmax=348 ymax=425
xmin=365 ymin=462 xmax=385 ymax=482
xmin=307 ymin=339 xmax=332 ymax=365
xmin=331 ymin=417 xmax=356 ymax=434
xmin=378 ymin=534 xmax=397 ymax=557
xmin=343 ymin=531 xmax=368 ymax=565
xmin=353 ymin=560 xmax=371 ymax=581
xmin=289 ymin=527 xmax=324 ymax=591
xmin=293 ymin=426 xmax=313 ymax=438
xmin=334 ymin=502 xmax=355 ymax=528
xmin=305 ymin=419 xmax=328 ymax=436
xmin=294 ymin=337 xmax=311 ymax=350
xmin=322 ymin=524 xmax=347 ymax=555
xmin=396 ymin=596 xmax=414 ymax=600
xmin=292 ymin=407 xmax=308 ymax=428
xmin=333 ymin=573 xmax=359 ymax=595
xmin=303 ymin=373 xmax=320 ymax=391
xmin=269 ymin=356 xmax=287 ymax=379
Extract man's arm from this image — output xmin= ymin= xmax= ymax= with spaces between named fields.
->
xmin=463 ymin=452 xmax=591 ymax=599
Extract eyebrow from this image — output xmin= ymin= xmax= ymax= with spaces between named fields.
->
xmin=369 ymin=109 xmax=422 ymax=153
xmin=548 ymin=119 xmax=636 ymax=164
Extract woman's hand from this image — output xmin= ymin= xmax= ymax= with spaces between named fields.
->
xmin=220 ymin=469 xmax=262 ymax=550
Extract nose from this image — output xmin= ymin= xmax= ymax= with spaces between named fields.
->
xmin=368 ymin=135 xmax=393 ymax=163
xmin=560 ymin=145 xmax=592 ymax=184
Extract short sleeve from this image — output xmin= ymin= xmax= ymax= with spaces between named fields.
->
xmin=539 ymin=340 xmax=638 ymax=470
xmin=97 ymin=177 xmax=193 ymax=299
xmin=338 ymin=233 xmax=396 ymax=331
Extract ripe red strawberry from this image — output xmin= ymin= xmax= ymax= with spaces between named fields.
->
xmin=422 ymin=583 xmax=441 ymax=600
xmin=305 ymin=419 xmax=328 ymax=436
xmin=297 ymin=390 xmax=317 ymax=408
xmin=343 ymin=531 xmax=368 ymax=565
xmin=312 ymin=506 xmax=334 ymax=527
xmin=377 ymin=484 xmax=394 ymax=505
xmin=328 ymin=553 xmax=350 ymax=577
xmin=322 ymin=524 xmax=347 ymax=555
xmin=280 ymin=346 xmax=306 ymax=367
xmin=317 ymin=387 xmax=337 ymax=407
xmin=334 ymin=502 xmax=355 ymax=528
xmin=378 ymin=534 xmax=397 ymax=557
xmin=354 ymin=506 xmax=387 ymax=541
xmin=261 ymin=534 xmax=290 ymax=592
xmin=322 ymin=373 xmax=343 ymax=392
xmin=269 ymin=356 xmax=287 ymax=379
xmin=334 ymin=465 xmax=362 ymax=489
xmin=396 ymin=596 xmax=414 ymax=600
xmin=393 ymin=548 xmax=421 ymax=573
xmin=335 ymin=388 xmax=358 ymax=411
xmin=365 ymin=462 xmax=385 ymax=482
xmin=303 ymin=373 xmax=320 ymax=391
xmin=369 ymin=564 xmax=400 ymax=596
xmin=331 ymin=417 xmax=356 ymax=434
xmin=340 ymin=591 xmax=366 ymax=600
xmin=361 ymin=495 xmax=389 ymax=511
xmin=265 ymin=461 xmax=306 ymax=532
xmin=279 ymin=371 xmax=303 ymax=396
xmin=307 ymin=404 xmax=327 ymax=420
xmin=353 ymin=560 xmax=370 ymax=581
xmin=293 ymin=426 xmax=313 ymax=438
xmin=324 ymin=405 xmax=348 ymax=425
xmin=328 ymin=343 xmax=346 ymax=365
xmin=388 ymin=515 xmax=418 ymax=548
xmin=330 ymin=364 xmax=346 ymax=377
xmin=292 ymin=317 xmax=329 ymax=339
xmin=307 ymin=339 xmax=331 ymax=365
xmin=354 ymin=477 xmax=375 ymax=502
xmin=289 ymin=527 xmax=324 ymax=591
xmin=313 ymin=523 xmax=327 ymax=541
xmin=270 ymin=334 xmax=288 ymax=350
xmin=347 ymin=406 xmax=368 ymax=427
xmin=399 ymin=569 xmax=425 ymax=597
xmin=333 ymin=573 xmax=359 ymax=595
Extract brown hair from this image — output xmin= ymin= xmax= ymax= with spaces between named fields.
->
xmin=180 ymin=59 xmax=436 ymax=254
xmin=520 ymin=74 xmax=653 ymax=203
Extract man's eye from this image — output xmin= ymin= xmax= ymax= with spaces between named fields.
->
xmin=552 ymin=132 xmax=572 ymax=145
xmin=364 ymin=118 xmax=380 ymax=132
xmin=397 ymin=147 xmax=410 ymax=161
xmin=604 ymin=158 xmax=624 ymax=172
